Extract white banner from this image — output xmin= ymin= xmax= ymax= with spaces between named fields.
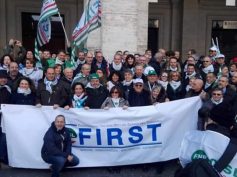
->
xmin=1 ymin=97 xmax=202 ymax=169
xmin=180 ymin=130 xmax=237 ymax=177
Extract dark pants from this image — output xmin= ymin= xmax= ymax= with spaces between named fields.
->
xmin=43 ymin=154 xmax=79 ymax=177
xmin=0 ymin=113 xmax=8 ymax=164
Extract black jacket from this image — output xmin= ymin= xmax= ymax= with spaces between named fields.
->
xmin=41 ymin=122 xmax=72 ymax=159
xmin=11 ymin=92 xmax=36 ymax=105
xmin=128 ymin=88 xmax=151 ymax=107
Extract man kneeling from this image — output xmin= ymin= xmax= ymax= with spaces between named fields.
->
xmin=41 ymin=115 xmax=79 ymax=177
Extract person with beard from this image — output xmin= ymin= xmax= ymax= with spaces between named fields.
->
xmin=7 ymin=62 xmax=23 ymax=88
xmin=0 ymin=70 xmax=11 ymax=165
xmin=198 ymin=88 xmax=224 ymax=130
xmin=199 ymin=56 xmax=215 ymax=81
xmin=20 ymin=58 xmax=43 ymax=88
xmin=36 ymin=68 xmax=69 ymax=108
xmin=128 ymin=78 xmax=151 ymax=106
xmin=84 ymin=73 xmax=108 ymax=109
xmin=41 ymin=115 xmax=79 ymax=177
xmin=122 ymin=69 xmax=134 ymax=100
xmin=109 ymin=54 xmax=124 ymax=75
xmin=166 ymin=71 xmax=185 ymax=101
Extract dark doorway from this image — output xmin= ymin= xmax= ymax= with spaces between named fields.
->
xmin=21 ymin=12 xmax=65 ymax=54
xmin=212 ymin=20 xmax=237 ymax=63
xmin=148 ymin=19 xmax=159 ymax=56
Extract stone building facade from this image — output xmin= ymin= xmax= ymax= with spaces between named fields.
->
xmin=0 ymin=0 xmax=237 ymax=60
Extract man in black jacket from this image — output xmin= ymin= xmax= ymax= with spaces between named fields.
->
xmin=41 ymin=115 xmax=79 ymax=177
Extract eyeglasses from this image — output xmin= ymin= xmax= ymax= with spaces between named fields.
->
xmin=135 ymin=84 xmax=143 ymax=87
xmin=212 ymin=93 xmax=222 ymax=96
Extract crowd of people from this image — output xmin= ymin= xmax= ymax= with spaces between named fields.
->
xmin=1 ymin=38 xmax=237 ymax=173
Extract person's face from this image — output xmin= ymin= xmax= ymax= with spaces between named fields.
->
xmin=96 ymin=53 xmax=103 ymax=63
xmin=148 ymin=75 xmax=157 ymax=83
xmin=43 ymin=51 xmax=51 ymax=59
xmin=81 ymin=65 xmax=91 ymax=76
xmin=170 ymin=59 xmax=177 ymax=68
xmin=46 ymin=68 xmax=56 ymax=81
xmin=160 ymin=73 xmax=168 ymax=82
xmin=112 ymin=74 xmax=119 ymax=82
xmin=127 ymin=57 xmax=134 ymax=65
xmin=206 ymin=74 xmax=216 ymax=84
xmin=111 ymin=89 xmax=119 ymax=98
xmin=209 ymin=50 xmax=216 ymax=57
xmin=90 ymin=79 xmax=100 ymax=88
xmin=74 ymin=85 xmax=84 ymax=96
xmin=171 ymin=73 xmax=179 ymax=81
xmin=54 ymin=66 xmax=62 ymax=75
xmin=54 ymin=116 xmax=65 ymax=130
xmin=203 ymin=57 xmax=212 ymax=67
xmin=152 ymin=88 xmax=160 ymax=98
xmin=135 ymin=66 xmax=144 ymax=76
xmin=26 ymin=51 xmax=33 ymax=59
xmin=187 ymin=51 xmax=192 ymax=58
xmin=19 ymin=79 xmax=30 ymax=90
xmin=96 ymin=70 xmax=103 ymax=77
xmin=9 ymin=63 xmax=19 ymax=76
xmin=192 ymin=80 xmax=202 ymax=92
xmin=134 ymin=55 xmax=140 ymax=62
xmin=3 ymin=56 xmax=11 ymax=66
xmin=133 ymin=83 xmax=144 ymax=93
xmin=211 ymin=91 xmax=223 ymax=102
xmin=216 ymin=57 xmax=225 ymax=65
xmin=139 ymin=56 xmax=147 ymax=65
xmin=124 ymin=72 xmax=133 ymax=82
xmin=0 ymin=77 xmax=7 ymax=86
xmin=113 ymin=56 xmax=122 ymax=65
xmin=187 ymin=66 xmax=195 ymax=75
xmin=232 ymin=73 xmax=237 ymax=84
xmin=78 ymin=52 xmax=85 ymax=61
xmin=221 ymin=67 xmax=229 ymax=76
xmin=86 ymin=54 xmax=93 ymax=64
xmin=218 ymin=77 xmax=228 ymax=89
xmin=25 ymin=60 xmax=34 ymax=69
xmin=230 ymin=64 xmax=237 ymax=72
xmin=64 ymin=69 xmax=73 ymax=80
xmin=57 ymin=52 xmax=66 ymax=61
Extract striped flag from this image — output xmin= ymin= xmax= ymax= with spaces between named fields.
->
xmin=72 ymin=0 xmax=101 ymax=47
xmin=37 ymin=0 xmax=59 ymax=46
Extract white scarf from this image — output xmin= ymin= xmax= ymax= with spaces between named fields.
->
xmin=169 ymin=80 xmax=181 ymax=90
xmin=202 ymin=65 xmax=214 ymax=74
xmin=22 ymin=68 xmax=35 ymax=77
xmin=185 ymin=71 xmax=196 ymax=79
xmin=186 ymin=84 xmax=192 ymax=92
xmin=0 ymin=64 xmax=8 ymax=70
xmin=158 ymin=80 xmax=168 ymax=90
xmin=107 ymin=81 xmax=115 ymax=91
xmin=122 ymin=80 xmax=133 ymax=86
xmin=77 ymin=59 xmax=85 ymax=65
xmin=112 ymin=62 xmax=122 ymax=71
xmin=55 ymin=58 xmax=64 ymax=65
xmin=0 ymin=85 xmax=11 ymax=93
xmin=204 ymin=82 xmax=212 ymax=89
xmin=112 ymin=98 xmax=120 ymax=107
xmin=17 ymin=87 xmax=31 ymax=95
xmin=211 ymin=98 xmax=223 ymax=105
xmin=73 ymin=93 xmax=87 ymax=108
xmin=44 ymin=77 xmax=58 ymax=94
xmin=169 ymin=66 xmax=178 ymax=72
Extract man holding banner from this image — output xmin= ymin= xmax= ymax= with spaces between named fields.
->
xmin=41 ymin=115 xmax=79 ymax=177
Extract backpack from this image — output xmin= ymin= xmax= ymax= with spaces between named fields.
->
xmin=175 ymin=138 xmax=237 ymax=177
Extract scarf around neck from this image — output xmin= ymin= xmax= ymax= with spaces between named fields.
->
xmin=44 ymin=77 xmax=58 ymax=94
xmin=169 ymin=80 xmax=181 ymax=90
xmin=112 ymin=62 xmax=122 ymax=71
xmin=17 ymin=87 xmax=31 ymax=95
xmin=202 ymin=64 xmax=214 ymax=74
xmin=0 ymin=85 xmax=11 ymax=93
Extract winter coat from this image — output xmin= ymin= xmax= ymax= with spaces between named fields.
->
xmin=101 ymin=97 xmax=129 ymax=108
xmin=11 ymin=92 xmax=36 ymax=105
xmin=128 ymin=88 xmax=151 ymax=107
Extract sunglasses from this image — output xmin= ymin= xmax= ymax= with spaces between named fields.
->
xmin=212 ymin=93 xmax=222 ymax=96
xmin=135 ymin=84 xmax=143 ymax=87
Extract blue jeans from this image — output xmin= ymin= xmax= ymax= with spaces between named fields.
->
xmin=42 ymin=154 xmax=79 ymax=177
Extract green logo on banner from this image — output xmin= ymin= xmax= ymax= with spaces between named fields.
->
xmin=191 ymin=150 xmax=209 ymax=160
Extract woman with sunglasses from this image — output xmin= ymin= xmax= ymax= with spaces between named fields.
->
xmin=101 ymin=86 xmax=129 ymax=109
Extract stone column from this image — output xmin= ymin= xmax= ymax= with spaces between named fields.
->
xmin=0 ymin=0 xmax=7 ymax=56
xmin=170 ymin=0 xmax=182 ymax=51
xmin=86 ymin=0 xmax=149 ymax=61
xmin=181 ymin=0 xmax=199 ymax=57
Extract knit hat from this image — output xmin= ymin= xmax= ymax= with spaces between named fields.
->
xmin=0 ymin=70 xmax=8 ymax=78
xmin=210 ymin=102 xmax=236 ymax=129
xmin=89 ymin=73 xmax=99 ymax=80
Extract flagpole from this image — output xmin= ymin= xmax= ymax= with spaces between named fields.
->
xmin=57 ymin=11 xmax=70 ymax=46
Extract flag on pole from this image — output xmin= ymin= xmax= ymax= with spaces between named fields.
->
xmin=37 ymin=0 xmax=59 ymax=46
xmin=72 ymin=0 xmax=101 ymax=47
xmin=34 ymin=39 xmax=43 ymax=69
